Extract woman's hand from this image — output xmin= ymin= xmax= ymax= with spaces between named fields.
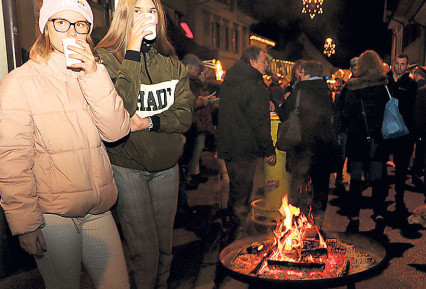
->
xmin=127 ymin=14 xmax=156 ymax=51
xmin=265 ymin=154 xmax=277 ymax=166
xmin=18 ymin=228 xmax=46 ymax=257
xmin=68 ymin=39 xmax=97 ymax=74
xmin=284 ymin=91 xmax=291 ymax=100
xmin=130 ymin=114 xmax=149 ymax=132
xmin=269 ymin=101 xmax=275 ymax=112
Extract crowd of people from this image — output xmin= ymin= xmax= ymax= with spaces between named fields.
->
xmin=0 ymin=0 xmax=424 ymax=288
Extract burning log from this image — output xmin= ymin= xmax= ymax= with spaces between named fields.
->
xmin=337 ymin=259 xmax=351 ymax=277
xmin=299 ymin=247 xmax=327 ymax=257
xmin=267 ymin=259 xmax=325 ymax=270
xmin=231 ymin=247 xmax=245 ymax=263
xmin=250 ymin=248 xmax=274 ymax=275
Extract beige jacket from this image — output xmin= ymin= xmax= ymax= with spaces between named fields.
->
xmin=0 ymin=52 xmax=130 ymax=235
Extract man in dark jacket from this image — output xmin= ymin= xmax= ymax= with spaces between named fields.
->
xmin=412 ymin=66 xmax=426 ymax=191
xmin=385 ymin=54 xmax=417 ymax=213
xmin=217 ymin=46 xmax=276 ymax=241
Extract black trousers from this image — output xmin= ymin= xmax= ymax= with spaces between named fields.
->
xmin=224 ymin=159 xmax=257 ymax=232
xmin=289 ymin=156 xmax=330 ymax=226
xmin=412 ymin=138 xmax=426 ymax=179
xmin=384 ymin=135 xmax=415 ymax=195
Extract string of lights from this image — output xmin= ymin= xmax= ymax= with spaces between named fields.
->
xmin=302 ymin=0 xmax=324 ymax=19
xmin=323 ymin=37 xmax=336 ymax=57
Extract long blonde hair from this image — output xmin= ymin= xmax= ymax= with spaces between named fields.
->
xmin=29 ymin=27 xmax=52 ymax=62
xmin=95 ymin=0 xmax=175 ymax=61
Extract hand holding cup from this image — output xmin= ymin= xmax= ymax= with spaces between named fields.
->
xmin=62 ymin=38 xmax=97 ymax=74
xmin=127 ymin=13 xmax=158 ymax=50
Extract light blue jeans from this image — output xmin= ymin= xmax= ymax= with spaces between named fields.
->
xmin=112 ymin=164 xmax=178 ymax=289
xmin=36 ymin=212 xmax=129 ymax=289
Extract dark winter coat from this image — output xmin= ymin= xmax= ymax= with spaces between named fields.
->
xmin=97 ymin=46 xmax=195 ymax=172
xmin=217 ymin=60 xmax=275 ymax=161
xmin=341 ymin=75 xmax=388 ymax=162
xmin=276 ymin=78 xmax=338 ymax=172
xmin=333 ymin=84 xmax=346 ymax=134
xmin=414 ymin=85 xmax=426 ymax=138
xmin=386 ymin=71 xmax=417 ymax=134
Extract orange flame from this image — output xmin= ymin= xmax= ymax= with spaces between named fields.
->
xmin=271 ymin=195 xmax=327 ymax=262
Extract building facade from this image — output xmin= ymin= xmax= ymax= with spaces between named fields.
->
xmin=162 ymin=0 xmax=256 ymax=70
xmin=384 ymin=0 xmax=426 ymax=67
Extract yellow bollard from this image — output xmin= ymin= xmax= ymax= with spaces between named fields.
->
xmin=251 ymin=113 xmax=291 ymax=225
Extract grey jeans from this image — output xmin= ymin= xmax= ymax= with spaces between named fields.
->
xmin=36 ymin=212 xmax=129 ymax=289
xmin=112 ymin=164 xmax=178 ymax=289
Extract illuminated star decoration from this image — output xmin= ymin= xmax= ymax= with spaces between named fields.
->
xmin=323 ymin=37 xmax=336 ymax=57
xmin=302 ymin=0 xmax=324 ymax=19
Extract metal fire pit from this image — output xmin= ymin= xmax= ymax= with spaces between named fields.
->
xmin=219 ymin=232 xmax=387 ymax=288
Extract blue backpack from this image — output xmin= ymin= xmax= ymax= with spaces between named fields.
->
xmin=381 ymin=85 xmax=409 ymax=139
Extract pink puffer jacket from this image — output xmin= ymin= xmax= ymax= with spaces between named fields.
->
xmin=0 ymin=52 xmax=130 ymax=235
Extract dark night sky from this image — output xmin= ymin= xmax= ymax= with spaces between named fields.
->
xmin=238 ymin=0 xmax=393 ymax=68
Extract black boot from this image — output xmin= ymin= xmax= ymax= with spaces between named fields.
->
xmin=395 ymin=192 xmax=410 ymax=218
xmin=371 ymin=179 xmax=388 ymax=220
xmin=345 ymin=180 xmax=363 ymax=233
xmin=412 ymin=173 xmax=425 ymax=188
xmin=346 ymin=217 xmax=360 ymax=233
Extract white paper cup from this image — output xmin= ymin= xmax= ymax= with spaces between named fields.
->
xmin=141 ymin=13 xmax=157 ymax=41
xmin=62 ymin=38 xmax=84 ymax=67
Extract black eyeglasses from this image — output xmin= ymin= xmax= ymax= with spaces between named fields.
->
xmin=49 ymin=18 xmax=91 ymax=34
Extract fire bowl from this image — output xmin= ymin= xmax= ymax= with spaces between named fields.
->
xmin=219 ymin=232 xmax=387 ymax=288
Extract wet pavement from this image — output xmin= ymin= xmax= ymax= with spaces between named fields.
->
xmin=0 ymin=151 xmax=425 ymax=289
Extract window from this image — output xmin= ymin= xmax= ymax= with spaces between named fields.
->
xmin=242 ymin=27 xmax=248 ymax=50
xmin=216 ymin=22 xmax=221 ymax=48
xmin=403 ymin=24 xmax=420 ymax=48
xmin=233 ymin=24 xmax=239 ymax=53
xmin=224 ymin=20 xmax=229 ymax=51
xmin=211 ymin=22 xmax=215 ymax=47
xmin=225 ymin=26 xmax=230 ymax=50
xmin=203 ymin=11 xmax=210 ymax=37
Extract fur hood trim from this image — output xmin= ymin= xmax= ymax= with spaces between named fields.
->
xmin=346 ymin=75 xmax=387 ymax=90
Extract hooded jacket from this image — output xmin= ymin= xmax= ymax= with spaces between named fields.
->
xmin=217 ymin=60 xmax=275 ymax=161
xmin=97 ymin=47 xmax=195 ymax=172
xmin=0 ymin=52 xmax=131 ymax=235
xmin=341 ymin=74 xmax=388 ymax=161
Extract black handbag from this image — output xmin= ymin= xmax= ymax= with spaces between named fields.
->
xmin=276 ymin=90 xmax=302 ymax=151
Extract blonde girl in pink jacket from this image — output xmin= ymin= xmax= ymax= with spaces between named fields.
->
xmin=0 ymin=1 xmax=132 ymax=288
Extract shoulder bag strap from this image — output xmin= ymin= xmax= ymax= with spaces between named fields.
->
xmin=384 ymin=85 xmax=392 ymax=100
xmin=294 ymin=89 xmax=301 ymax=111
xmin=360 ymin=97 xmax=371 ymax=141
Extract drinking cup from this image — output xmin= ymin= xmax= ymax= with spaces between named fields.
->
xmin=62 ymin=38 xmax=83 ymax=67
